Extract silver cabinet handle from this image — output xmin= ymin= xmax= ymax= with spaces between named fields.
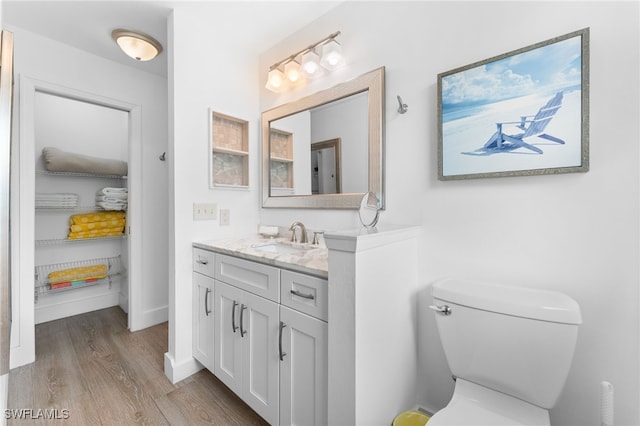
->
xmin=240 ymin=304 xmax=247 ymax=337
xmin=231 ymin=301 xmax=239 ymax=333
xmin=290 ymin=289 xmax=314 ymax=300
xmin=279 ymin=321 xmax=287 ymax=361
xmin=204 ymin=288 xmax=211 ymax=316
xmin=429 ymin=304 xmax=451 ymax=316
xmin=196 ymin=258 xmax=209 ymax=265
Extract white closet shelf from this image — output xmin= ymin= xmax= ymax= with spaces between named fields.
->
xmin=35 ymin=206 xmax=127 ymax=213
xmin=35 ymin=235 xmax=127 ymax=246
xmin=36 ymin=170 xmax=127 ymax=179
xmin=34 ymin=255 xmax=124 ymax=300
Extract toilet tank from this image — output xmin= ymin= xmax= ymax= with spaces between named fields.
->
xmin=431 ymin=279 xmax=582 ymax=409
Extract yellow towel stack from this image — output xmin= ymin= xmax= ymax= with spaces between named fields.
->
xmin=67 ymin=211 xmax=126 ymax=240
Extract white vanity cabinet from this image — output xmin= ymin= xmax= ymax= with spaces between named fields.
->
xmin=192 ymin=248 xmax=215 ymax=370
xmin=213 ymin=254 xmax=281 ymax=425
xmin=193 ymin=244 xmax=328 ymax=426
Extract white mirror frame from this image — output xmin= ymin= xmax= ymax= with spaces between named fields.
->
xmin=262 ymin=67 xmax=385 ymax=209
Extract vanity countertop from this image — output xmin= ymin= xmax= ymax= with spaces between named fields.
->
xmin=193 ymin=235 xmax=328 ymax=279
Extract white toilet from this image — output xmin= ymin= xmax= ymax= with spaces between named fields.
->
xmin=428 ymin=279 xmax=582 ymax=426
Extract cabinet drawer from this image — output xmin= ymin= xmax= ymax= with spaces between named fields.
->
xmin=215 ymin=254 xmax=280 ymax=302
xmin=281 ymin=270 xmax=327 ymax=322
xmin=193 ymin=248 xmax=215 ymax=277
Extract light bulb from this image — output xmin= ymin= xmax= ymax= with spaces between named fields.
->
xmin=284 ymin=60 xmax=302 ymax=83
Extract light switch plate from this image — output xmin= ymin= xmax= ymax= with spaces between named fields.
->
xmin=193 ymin=203 xmax=218 ymax=220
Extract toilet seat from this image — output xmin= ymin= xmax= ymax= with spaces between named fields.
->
xmin=427 ymin=379 xmax=550 ymax=426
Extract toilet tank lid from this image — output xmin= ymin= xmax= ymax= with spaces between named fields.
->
xmin=432 ymin=279 xmax=582 ymax=325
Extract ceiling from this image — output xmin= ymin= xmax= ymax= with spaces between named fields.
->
xmin=1 ymin=1 xmax=342 ymax=78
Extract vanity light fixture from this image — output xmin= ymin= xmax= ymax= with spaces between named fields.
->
xmin=265 ymin=31 xmax=343 ymax=92
xmin=111 ymin=29 xmax=163 ymax=61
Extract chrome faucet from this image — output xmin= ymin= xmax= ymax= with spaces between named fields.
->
xmin=289 ymin=221 xmax=308 ymax=244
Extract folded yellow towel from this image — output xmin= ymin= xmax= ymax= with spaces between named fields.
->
xmin=69 ymin=211 xmax=126 ymax=225
xmin=67 ymin=227 xmax=125 ymax=240
xmin=70 ymin=219 xmax=125 ymax=233
xmin=48 ymin=264 xmax=108 ymax=284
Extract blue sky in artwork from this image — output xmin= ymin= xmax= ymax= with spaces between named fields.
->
xmin=441 ymin=36 xmax=582 ymax=112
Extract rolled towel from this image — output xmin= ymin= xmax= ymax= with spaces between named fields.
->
xmin=42 ymin=147 xmax=128 ymax=176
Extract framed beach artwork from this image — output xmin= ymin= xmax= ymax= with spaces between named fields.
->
xmin=437 ymin=28 xmax=589 ymax=180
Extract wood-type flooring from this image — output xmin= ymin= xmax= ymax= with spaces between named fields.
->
xmin=7 ymin=307 xmax=268 ymax=425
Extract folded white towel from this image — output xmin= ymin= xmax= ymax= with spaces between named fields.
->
xmin=96 ymin=187 xmax=128 ymax=196
xmin=96 ymin=194 xmax=127 ymax=202
xmin=97 ymin=201 xmax=128 ymax=211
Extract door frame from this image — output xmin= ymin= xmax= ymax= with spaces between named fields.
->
xmin=11 ymin=76 xmax=142 ymax=367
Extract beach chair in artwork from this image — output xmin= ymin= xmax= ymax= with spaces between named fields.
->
xmin=464 ymin=91 xmax=565 ymax=155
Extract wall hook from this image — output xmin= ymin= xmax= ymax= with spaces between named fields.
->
xmin=159 ymin=152 xmax=166 ymax=161
xmin=397 ymin=95 xmax=408 ymax=114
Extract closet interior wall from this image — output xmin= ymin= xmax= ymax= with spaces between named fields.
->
xmin=33 ymin=92 xmax=129 ymax=324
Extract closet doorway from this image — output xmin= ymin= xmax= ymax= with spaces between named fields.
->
xmin=13 ymin=77 xmax=142 ymax=367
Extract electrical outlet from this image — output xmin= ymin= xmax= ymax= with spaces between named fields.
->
xmin=193 ymin=203 xmax=218 ymax=220
xmin=220 ymin=209 xmax=230 ymax=226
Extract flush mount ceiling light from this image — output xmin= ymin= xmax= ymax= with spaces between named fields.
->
xmin=266 ymin=31 xmax=343 ymax=92
xmin=111 ymin=29 xmax=163 ymax=61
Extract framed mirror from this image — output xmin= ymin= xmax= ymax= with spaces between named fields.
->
xmin=262 ymin=67 xmax=385 ymax=209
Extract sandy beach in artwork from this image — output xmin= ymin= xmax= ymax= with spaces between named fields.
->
xmin=441 ymin=90 xmax=582 ymax=177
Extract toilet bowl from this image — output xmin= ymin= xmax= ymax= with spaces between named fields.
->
xmin=428 ymin=279 xmax=582 ymax=426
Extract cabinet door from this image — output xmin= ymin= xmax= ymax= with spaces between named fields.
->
xmin=242 ymin=291 xmax=280 ymax=426
xmin=192 ymin=272 xmax=214 ymax=370
xmin=279 ymin=306 xmax=328 ymax=426
xmin=213 ymin=280 xmax=243 ymax=396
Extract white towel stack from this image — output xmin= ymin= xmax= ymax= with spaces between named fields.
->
xmin=35 ymin=193 xmax=78 ymax=208
xmin=96 ymin=187 xmax=128 ymax=211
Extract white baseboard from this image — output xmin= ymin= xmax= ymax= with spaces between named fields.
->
xmin=163 ymin=352 xmax=202 ymax=384
xmin=35 ymin=292 xmax=119 ymax=324
xmin=35 ymin=281 xmax=121 ymax=324
xmin=129 ymin=305 xmax=168 ymax=332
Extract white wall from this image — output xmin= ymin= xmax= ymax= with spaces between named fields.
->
xmin=6 ymin=25 xmax=169 ymax=366
xmin=259 ymin=2 xmax=639 ymax=425
xmin=167 ymin=4 xmax=262 ymax=381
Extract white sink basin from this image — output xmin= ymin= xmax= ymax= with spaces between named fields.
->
xmin=250 ymin=241 xmax=315 ymax=255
